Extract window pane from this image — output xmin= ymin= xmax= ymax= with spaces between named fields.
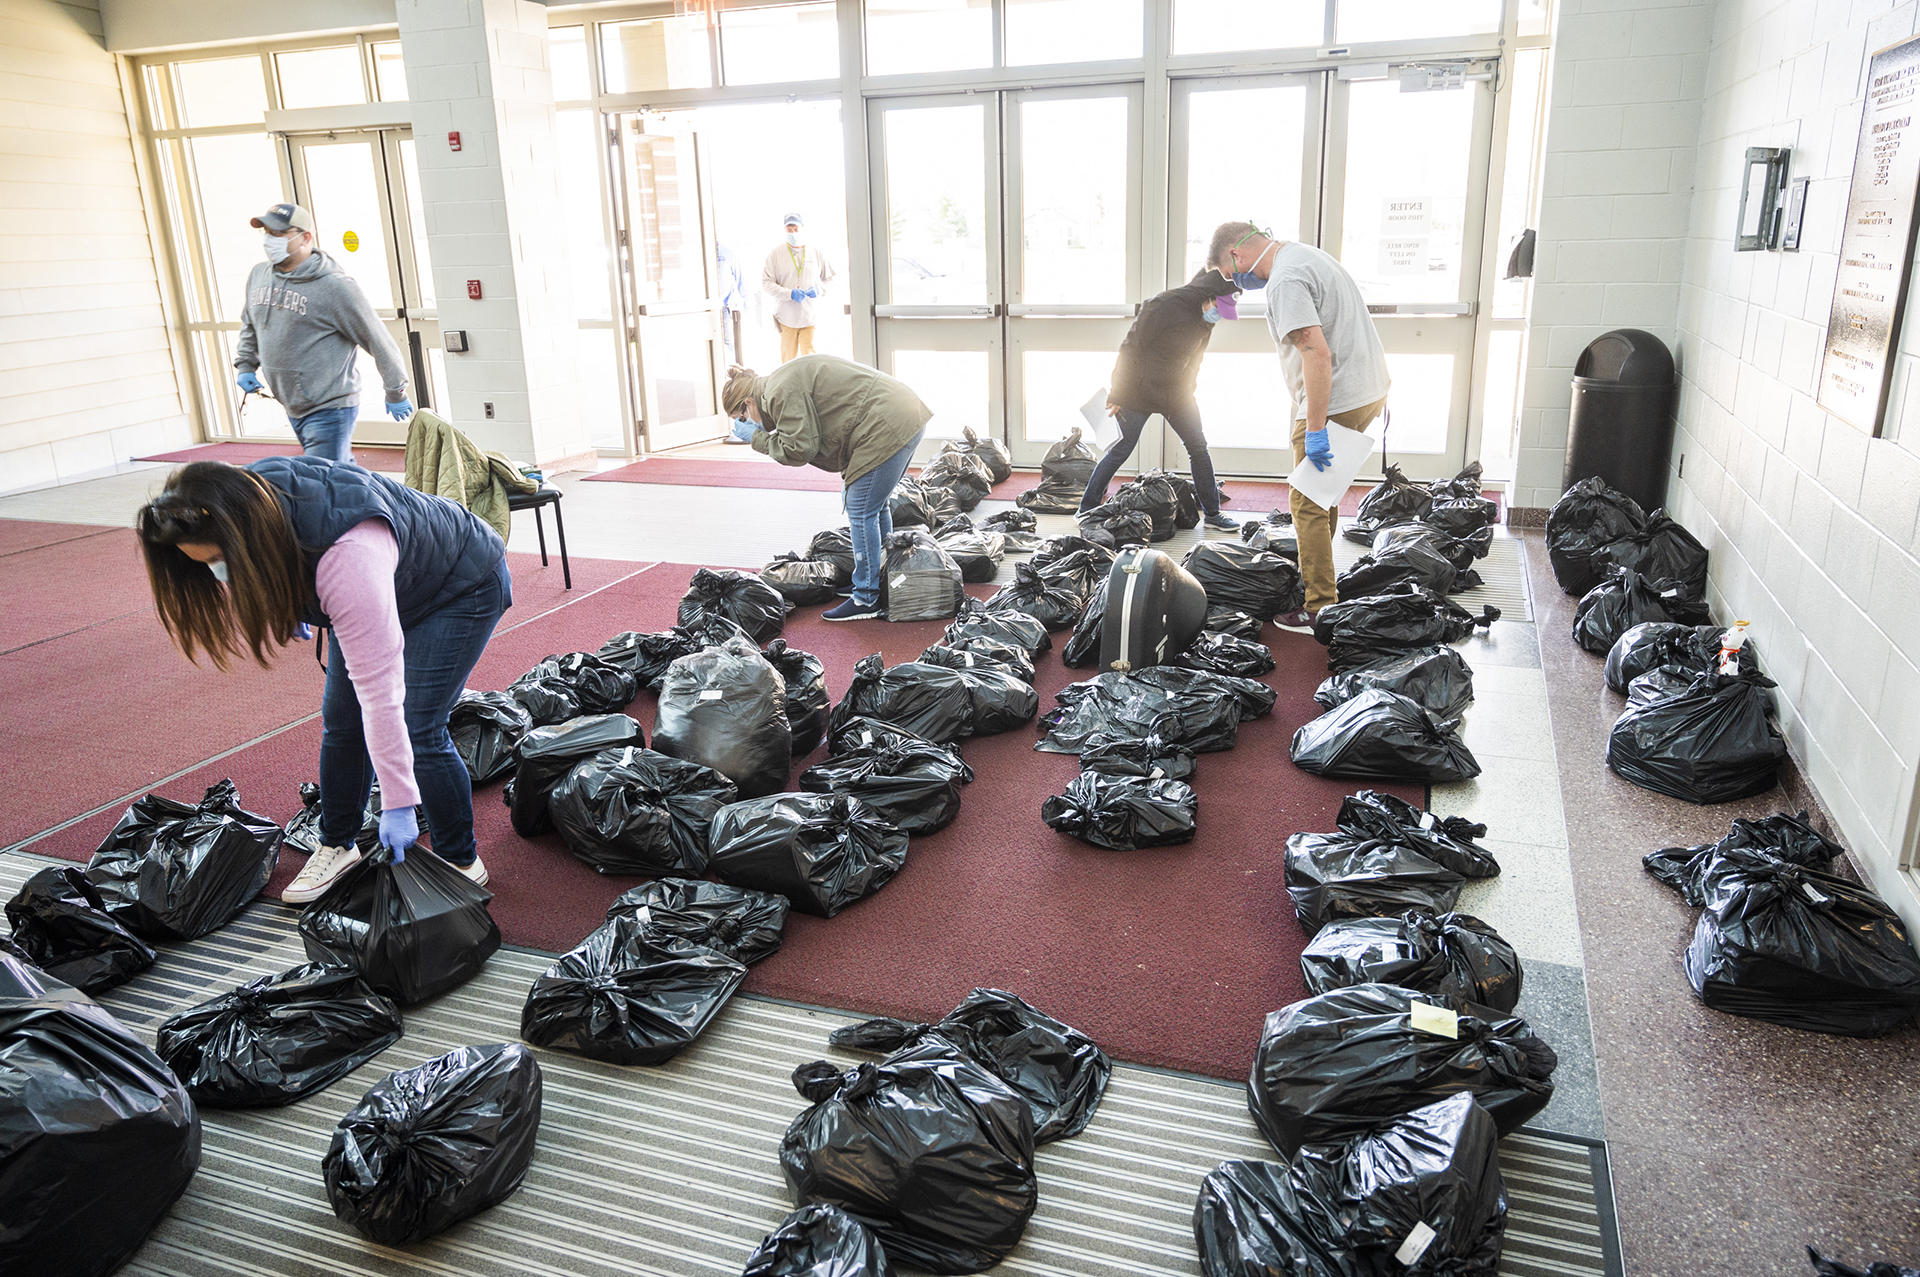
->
xmin=893 ymin=350 xmax=988 ymax=440
xmin=575 ymin=328 xmax=627 ymax=450
xmin=557 ymin=111 xmax=611 ymax=320
xmin=884 ymin=104 xmax=987 ymax=304
xmin=1007 ymin=0 xmax=1142 ymax=65
xmin=1379 ymin=352 xmax=1453 ymax=452
xmin=1021 ymin=96 xmax=1129 ymax=304
xmin=1339 ymin=78 xmax=1474 ymax=305
xmin=299 ymin=141 xmax=394 ymax=310
xmin=1492 ymin=49 xmax=1546 ymax=320
xmin=229 ymin=332 xmax=293 ymax=438
xmin=1193 ymin=354 xmax=1292 ymax=451
xmin=721 ymin=2 xmax=838 ymax=85
xmin=1518 ymin=0 xmax=1551 ymax=38
xmin=622 ymin=127 xmax=708 ymax=304
xmin=371 ymin=41 xmax=407 ymax=101
xmin=275 ymin=46 xmax=368 ymax=110
xmin=602 ymin=16 xmax=713 ymax=94
xmin=866 ymin=0 xmax=992 ymax=76
xmin=1023 ymin=350 xmax=1116 ymax=444
xmin=551 ymin=25 xmax=591 ymax=99
xmin=142 ymin=64 xmax=172 ymax=130
xmin=1479 ymin=329 xmax=1523 ymax=479
xmin=398 ymin=139 xmax=435 ymax=309
xmin=174 ymin=56 xmax=267 ymax=128
xmin=1173 ymin=0 xmax=1322 ymax=55
xmin=1184 ymin=86 xmax=1306 ymax=280
xmin=188 ymin=133 xmax=283 ymax=323
xmin=641 ymin=311 xmax=716 ymax=426
xmin=1337 ymin=0 xmax=1500 ymax=43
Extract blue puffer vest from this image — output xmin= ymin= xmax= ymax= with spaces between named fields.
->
xmin=247 ymin=457 xmax=508 ymax=630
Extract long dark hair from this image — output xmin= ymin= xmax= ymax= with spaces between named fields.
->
xmin=136 ymin=462 xmax=307 ymax=669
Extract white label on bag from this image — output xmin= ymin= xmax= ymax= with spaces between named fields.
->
xmin=892 ymin=574 xmax=908 ymax=589
xmin=1418 ymin=810 xmax=1438 ymax=830
xmin=698 ymin=689 xmax=724 ymax=701
xmin=1409 ymin=1001 xmax=1459 ymax=1039
xmin=1150 ymin=767 xmax=1165 ymax=779
xmin=963 ymin=652 xmax=975 ymax=666
xmin=1395 ymin=1221 xmax=1438 ymax=1265
xmin=621 ymin=746 xmax=635 ymax=766
xmin=861 ymin=730 xmax=874 ymax=747
xmin=1802 ymin=881 xmax=1830 ymax=905
xmin=1662 ymin=588 xmax=1679 ymax=599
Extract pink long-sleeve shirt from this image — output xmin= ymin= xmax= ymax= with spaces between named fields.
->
xmin=315 ymin=520 xmax=419 ymax=809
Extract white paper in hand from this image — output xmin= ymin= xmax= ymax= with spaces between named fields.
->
xmin=1081 ymin=388 xmax=1120 ymax=447
xmin=1286 ymin=422 xmax=1377 ymax=512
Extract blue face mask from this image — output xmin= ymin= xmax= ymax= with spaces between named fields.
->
xmin=1201 ymin=304 xmax=1220 ymax=324
xmin=1231 ymin=240 xmax=1277 ymax=291
xmin=208 ymin=559 xmax=229 ymax=583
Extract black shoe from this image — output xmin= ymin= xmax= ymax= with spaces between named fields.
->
xmin=1203 ymin=512 xmax=1240 ymax=531
xmin=822 ymin=597 xmax=885 ymax=621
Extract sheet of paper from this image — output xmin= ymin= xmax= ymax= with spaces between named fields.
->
xmin=1080 ymin=388 xmax=1120 ymax=447
xmin=1408 ymin=1000 xmax=1459 ymax=1039
xmin=1285 ymin=421 xmax=1377 ymax=511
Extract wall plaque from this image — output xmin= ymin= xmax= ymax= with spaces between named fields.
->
xmin=1819 ymin=34 xmax=1920 ymax=434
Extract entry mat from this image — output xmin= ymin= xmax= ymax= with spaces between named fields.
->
xmin=0 ymin=851 xmax=1619 ymax=1277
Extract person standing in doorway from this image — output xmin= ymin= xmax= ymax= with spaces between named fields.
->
xmin=1212 ymin=220 xmax=1389 ymax=628
xmin=235 ymin=202 xmax=413 ymax=462
xmin=717 ymin=241 xmax=747 ymax=367
xmin=762 ymin=214 xmax=837 ymax=363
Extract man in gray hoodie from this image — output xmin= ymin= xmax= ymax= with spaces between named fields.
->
xmin=234 ymin=202 xmax=413 ymax=461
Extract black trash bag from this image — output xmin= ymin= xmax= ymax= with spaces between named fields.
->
xmin=1015 ymin=475 xmax=1085 ymax=515
xmin=932 ymin=516 xmax=1007 ymax=583
xmin=954 ymin=426 xmax=1014 ymax=484
xmin=594 ymin=626 xmax=706 ymax=690
xmin=1623 ymin=662 xmax=1700 ymax=710
xmin=1355 ymin=462 xmax=1433 ymax=528
xmin=987 ymin=562 xmax=1088 ymax=630
xmin=1079 ymin=734 xmax=1197 ymax=781
xmin=448 ymin=689 xmax=534 ymax=785
xmin=1571 ymin=567 xmax=1709 ymax=654
xmin=944 ymin=597 xmax=1052 ymax=656
xmin=1041 ymin=772 xmax=1198 ymax=849
xmin=1241 ymin=513 xmax=1300 ymax=562
xmin=800 ymin=735 xmax=973 ymax=835
xmin=298 ymin=844 xmax=502 ymax=1004
xmin=1061 ymin=577 xmax=1110 ymax=669
xmin=828 ymin=714 xmax=953 ymax=757
xmin=1283 ymin=833 xmax=1467 ymax=934
xmin=504 ymin=713 xmax=645 ymax=836
xmin=982 ymin=507 xmax=1035 ymax=533
xmin=1029 ymin=534 xmax=1116 ymax=575
xmin=1605 ymin=621 xmax=1756 ymax=693
xmin=509 ymin=650 xmax=640 ymax=725
xmin=1427 ymin=460 xmax=1487 ymax=502
xmin=604 ymin=877 xmax=790 ymax=964
xmin=549 ymin=745 xmax=737 ymax=875
xmin=1205 ymin=607 xmax=1265 ymax=640
xmin=1015 ymin=427 xmax=1099 ymax=514
xmin=154 ymin=962 xmax=403 ymax=1107
xmin=520 ymin=914 xmax=748 ymax=1064
xmin=84 ymin=778 xmax=282 ymax=942
xmin=782 ymin=1035 xmax=1038 ymax=1274
xmin=808 ymin=527 xmax=859 ymax=585
xmin=765 ymin=639 xmax=832 ymax=757
xmin=1336 ymin=538 xmax=1459 ymax=600
xmin=1424 ymin=496 xmax=1500 ymax=539
xmin=1105 ymin=473 xmax=1181 ymax=540
xmin=952 ymin=664 xmax=1040 ymax=735
xmin=1247 ymin=983 xmax=1558 ymax=1155
xmin=284 ymin=779 xmax=384 ymax=857
xmin=1315 ymin=644 xmax=1475 ymax=730
xmin=0 ymin=951 xmax=201 ymax=1277
xmin=1810 ymin=1247 xmax=1920 ymax=1277
xmin=1301 ymin=911 xmax=1523 ymax=1012
xmin=1679 ymin=847 xmax=1920 ymax=1036
xmin=680 ymin=566 xmax=793 ymax=644
xmin=1336 ymin=789 xmax=1502 ymax=879
xmin=881 ymin=530 xmax=966 ymax=622
xmin=323 ymin=1041 xmax=541 ymax=1245
xmin=1588 ymin=508 xmax=1709 ymax=596
xmin=1172 ymin=630 xmax=1275 ymax=678
xmin=1193 ymin=1092 xmax=1507 ymax=1277
xmin=830 ymin=987 xmax=1113 ymax=1144
xmin=1077 ymin=503 xmax=1156 ymax=549
xmin=1313 ymin=583 xmax=1499 ymax=671
xmin=4 ymin=865 xmax=156 ymax=994
xmin=707 ymin=793 xmax=909 ymax=918
xmin=653 ymin=636 xmax=792 ymax=799
xmin=763 ymin=552 xmax=845 ymax=606
xmin=1290 ymin=689 xmax=1481 ymax=783
xmin=1607 ymin=668 xmax=1786 ymax=803
xmin=1182 ymin=541 xmax=1306 ymax=621
xmin=1644 ymin=809 xmax=1845 ymax=905
xmin=885 ymin=477 xmax=936 ymax=529
xmin=920 ymin=448 xmax=995 ymax=505
xmin=919 ymin=638 xmax=1036 ymax=683
xmin=747 ymin=1204 xmax=897 ymax=1277
xmin=1546 ymin=475 xmax=1648 ymax=595
xmin=1135 ymin=468 xmax=1203 ymax=530
xmin=1036 ymin=666 xmax=1276 ymax=755
xmin=831 ymin=653 xmax=978 ymax=745
xmin=1036 ymin=545 xmax=1111 ymax=597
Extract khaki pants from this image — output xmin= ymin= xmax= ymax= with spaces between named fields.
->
xmin=778 ymin=321 xmax=815 ymax=363
xmin=1291 ymin=396 xmax=1387 ymax=613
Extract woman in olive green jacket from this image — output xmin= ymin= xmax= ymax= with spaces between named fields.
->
xmin=723 ymin=354 xmax=931 ymax=621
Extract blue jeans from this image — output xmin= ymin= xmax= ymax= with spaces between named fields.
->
xmin=1078 ymin=403 xmax=1223 ymax=516
xmin=292 ymin=406 xmax=358 ymax=462
xmin=319 ymin=558 xmax=512 ymax=864
xmin=844 ymin=428 xmax=926 ymax=606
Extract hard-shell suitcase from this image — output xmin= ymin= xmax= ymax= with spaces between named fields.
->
xmin=1097 ymin=547 xmax=1208 ymax=673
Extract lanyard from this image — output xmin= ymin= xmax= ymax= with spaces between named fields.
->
xmin=787 ymin=244 xmax=807 ymax=279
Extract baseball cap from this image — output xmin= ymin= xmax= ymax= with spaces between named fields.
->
xmin=251 ymin=202 xmax=315 ymax=233
xmin=783 ymin=213 xmax=804 ymax=227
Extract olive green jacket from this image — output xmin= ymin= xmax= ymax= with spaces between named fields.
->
xmin=749 ymin=354 xmax=932 ymax=484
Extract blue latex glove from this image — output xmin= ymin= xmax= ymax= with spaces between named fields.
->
xmin=789 ymin=288 xmax=807 ymax=302
xmin=385 ymin=398 xmax=413 ymax=422
xmin=1304 ymin=428 xmax=1333 ymax=472
xmin=236 ymin=371 xmax=263 ymax=393
xmin=293 ymin=622 xmax=314 ymax=641
xmin=377 ymin=807 xmax=417 ymax=861
xmin=802 ymin=288 xmax=820 ymax=299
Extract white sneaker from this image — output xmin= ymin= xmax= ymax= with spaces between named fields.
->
xmin=449 ymin=853 xmax=489 ymax=887
xmin=283 ymin=843 xmax=362 ymax=904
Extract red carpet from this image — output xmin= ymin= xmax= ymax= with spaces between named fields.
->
xmin=14 ymin=553 xmax=1419 ymax=1080
xmin=0 ymin=520 xmax=119 ymax=558
xmin=136 ymin=441 xmax=407 ymax=473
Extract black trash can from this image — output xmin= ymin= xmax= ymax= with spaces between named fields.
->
xmin=1562 ymin=328 xmax=1676 ymax=515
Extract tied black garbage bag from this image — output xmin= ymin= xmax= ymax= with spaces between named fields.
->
xmin=1428 ymin=461 xmax=1488 ymax=502
xmin=299 ymin=844 xmax=502 ymax=1004
xmin=1248 ymin=983 xmax=1557 ymax=1156
xmin=1337 ymin=789 xmax=1501 ymax=879
xmin=1314 ymin=583 xmax=1499 ymax=671
xmin=881 ymin=530 xmax=966 ymax=622
xmin=1183 ymin=541 xmax=1306 ymax=622
xmin=605 ymin=877 xmax=789 ymax=964
xmin=920 ymin=448 xmax=995 ymax=508
xmin=154 ymin=962 xmax=402 ymax=1107
xmin=680 ymin=566 xmax=794 ymax=644
xmin=654 ymin=636 xmax=792 ymax=799
xmin=549 ymin=745 xmax=737 ymax=875
xmin=1680 ymin=847 xmax=1920 ymax=1036
xmin=800 ymin=736 xmax=973 ymax=835
xmin=1315 ymin=644 xmax=1475 ymax=730
xmin=1077 ymin=503 xmax=1156 ymax=549
xmin=1426 ymin=496 xmax=1500 ymax=539
xmin=808 ymin=528 xmax=859 ymax=584
xmin=1060 ymin=577 xmax=1110 ymax=668
xmin=285 ymin=779 xmax=387 ymax=857
xmin=448 ymin=690 xmax=534 ymax=785
xmin=0 ymin=952 xmax=201 ymax=1277
xmin=1205 ymin=607 xmax=1265 ymax=640
xmin=1811 ymin=1248 xmax=1920 ymax=1277
xmin=763 ymin=552 xmax=845 ymax=606
xmin=521 ymin=914 xmax=747 ymax=1064
xmin=1030 ymin=534 xmax=1116 ymax=575
xmin=323 ymin=1042 xmax=541 ymax=1244
xmin=1546 ymin=475 xmax=1648 ymax=595
xmin=952 ymin=664 xmax=1039 ymax=735
xmin=1036 ymin=666 xmax=1276 ymax=755
xmin=983 ymin=507 xmax=1035 ymax=532
xmin=1015 ymin=427 xmax=1098 ymax=513
xmin=1079 ymin=734 xmax=1196 ymax=780
xmin=505 ymin=713 xmax=644 ymax=836
xmin=987 ymin=562 xmax=1088 ymax=630
xmin=1607 ymin=667 xmax=1786 ymax=803
xmin=1041 ymin=772 xmax=1198 ymax=849
xmin=85 ymin=779 xmax=281 ymax=942
xmin=887 ymin=477 xmax=937 ymax=529
xmin=1193 ymin=1092 xmax=1507 ymax=1277
xmin=932 ymin=516 xmax=1007 ymax=583
xmin=1605 ymin=621 xmax=1756 ymax=693
xmin=1336 ymin=538 xmax=1459 ymax=600
xmin=944 ymin=597 xmax=1052 ymax=656
xmin=831 ymin=653 xmax=977 ymax=745
xmin=765 ymin=639 xmax=832 ymax=757
xmin=747 ymin=1204 xmax=895 ymax=1277
xmin=1130 ymin=469 xmax=1203 ymax=530
xmin=596 ymin=626 xmax=717 ymax=690
xmin=5 ymin=865 xmax=155 ymax=994
xmin=509 ymin=651 xmax=639 ymax=725
xmin=1301 ymin=911 xmax=1523 ymax=1012
xmin=828 ymin=714 xmax=955 ymax=757
xmin=949 ymin=425 xmax=1013 ymax=484
xmin=1588 ymin=508 xmax=1709 ymax=597
xmin=920 ymin=638 xmax=1036 ymax=683
xmin=708 ymin=793 xmax=909 ymax=917
xmin=830 ymin=987 xmax=1112 ymax=1144
xmin=783 ymin=1035 xmax=1038 ymax=1274
xmin=1172 ymin=630 xmax=1276 ymax=678
xmin=1290 ymin=689 xmax=1481 ymax=783
xmin=1283 ymin=833 xmax=1467 ymax=934
xmin=1354 ymin=462 xmax=1433 ymax=529
xmin=1572 ymin=567 xmax=1709 ymax=654
xmin=1644 ymin=809 xmax=1843 ymax=905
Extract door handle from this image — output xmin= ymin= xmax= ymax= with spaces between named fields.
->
xmin=873 ymin=304 xmax=1001 ymax=318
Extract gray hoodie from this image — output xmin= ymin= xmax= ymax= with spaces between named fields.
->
xmin=233 ymin=250 xmax=410 ymax=419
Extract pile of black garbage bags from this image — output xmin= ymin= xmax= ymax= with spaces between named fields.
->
xmin=1336 ymin=462 xmax=1499 ymax=598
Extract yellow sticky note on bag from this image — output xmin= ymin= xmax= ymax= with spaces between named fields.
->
xmin=1409 ymin=1000 xmax=1459 ymax=1039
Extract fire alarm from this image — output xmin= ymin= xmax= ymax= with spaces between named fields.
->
xmin=447 ymin=131 xmax=461 ymax=152
xmin=466 ymin=279 xmax=482 ymax=300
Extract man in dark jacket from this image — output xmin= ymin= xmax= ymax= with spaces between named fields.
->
xmin=1080 ymin=267 xmax=1243 ymax=530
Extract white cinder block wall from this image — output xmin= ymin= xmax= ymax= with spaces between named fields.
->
xmin=0 ymin=0 xmax=191 ymax=493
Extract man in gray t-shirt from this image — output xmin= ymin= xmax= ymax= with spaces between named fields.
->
xmin=1211 ymin=221 xmax=1390 ymax=624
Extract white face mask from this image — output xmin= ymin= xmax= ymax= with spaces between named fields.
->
xmin=785 ymin=231 xmax=804 ymax=247
xmin=208 ymin=559 xmax=230 ymax=583
xmin=262 ymin=232 xmax=299 ymax=265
